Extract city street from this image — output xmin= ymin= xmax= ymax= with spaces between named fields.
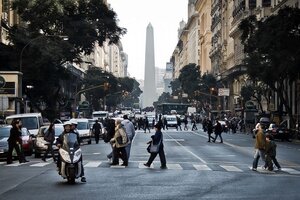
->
xmin=0 ymin=125 xmax=299 ymax=200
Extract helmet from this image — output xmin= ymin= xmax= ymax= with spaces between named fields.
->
xmin=69 ymin=119 xmax=78 ymax=125
xmin=63 ymin=121 xmax=72 ymax=126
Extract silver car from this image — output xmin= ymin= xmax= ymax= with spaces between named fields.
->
xmin=34 ymin=124 xmax=64 ymax=158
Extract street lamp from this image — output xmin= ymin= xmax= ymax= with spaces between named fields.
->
xmin=19 ymin=35 xmax=68 ymax=72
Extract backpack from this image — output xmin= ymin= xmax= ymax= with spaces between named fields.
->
xmin=44 ymin=130 xmax=54 ymax=142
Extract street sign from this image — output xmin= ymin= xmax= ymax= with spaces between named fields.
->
xmin=218 ymin=88 xmax=230 ymax=96
xmin=0 ymin=96 xmax=9 ymax=111
xmin=0 ymin=76 xmax=5 ymax=88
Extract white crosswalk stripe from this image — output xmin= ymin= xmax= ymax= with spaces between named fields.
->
xmin=193 ymin=164 xmax=212 ymax=171
xmin=84 ymin=161 xmax=102 ymax=167
xmin=220 ymin=165 xmax=243 ymax=172
xmin=30 ymin=162 xmax=51 ymax=167
xmin=282 ymin=168 xmax=300 ymax=175
xmin=1 ymin=160 xmax=300 ymax=176
xmin=166 ymin=163 xmax=182 ymax=170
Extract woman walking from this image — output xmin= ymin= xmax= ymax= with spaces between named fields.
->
xmin=7 ymin=119 xmax=28 ymax=164
xmin=42 ymin=123 xmax=56 ymax=162
xmin=144 ymin=124 xmax=167 ymax=169
xmin=110 ymin=119 xmax=129 ymax=166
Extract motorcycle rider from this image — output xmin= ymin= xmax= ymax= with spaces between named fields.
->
xmin=56 ymin=121 xmax=86 ymax=182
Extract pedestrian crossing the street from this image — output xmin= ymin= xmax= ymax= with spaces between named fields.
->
xmin=1 ymin=160 xmax=300 ymax=176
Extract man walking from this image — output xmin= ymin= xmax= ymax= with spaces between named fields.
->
xmin=92 ymin=119 xmax=102 ymax=144
xmin=121 ymin=115 xmax=136 ymax=160
xmin=252 ymin=124 xmax=266 ymax=171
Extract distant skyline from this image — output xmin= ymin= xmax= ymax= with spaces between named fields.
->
xmin=108 ymin=0 xmax=188 ymax=80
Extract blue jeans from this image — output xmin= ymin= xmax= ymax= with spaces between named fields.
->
xmin=252 ymin=149 xmax=265 ymax=169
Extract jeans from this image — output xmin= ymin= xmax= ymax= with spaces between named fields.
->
xmin=252 ymin=149 xmax=266 ymax=169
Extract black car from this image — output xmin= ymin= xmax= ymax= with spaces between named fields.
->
xmin=268 ymin=120 xmax=290 ymax=141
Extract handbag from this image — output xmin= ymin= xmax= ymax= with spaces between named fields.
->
xmin=147 ymin=139 xmax=161 ymax=153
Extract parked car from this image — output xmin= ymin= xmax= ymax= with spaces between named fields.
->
xmin=268 ymin=120 xmax=290 ymax=141
xmin=5 ymin=113 xmax=44 ymax=136
xmin=164 ymin=115 xmax=177 ymax=128
xmin=34 ymin=124 xmax=64 ymax=158
xmin=71 ymin=118 xmax=92 ymax=144
xmin=0 ymin=125 xmax=33 ymax=159
xmin=252 ymin=117 xmax=270 ymax=138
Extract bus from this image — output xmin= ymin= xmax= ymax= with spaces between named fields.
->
xmin=156 ymin=103 xmax=191 ymax=115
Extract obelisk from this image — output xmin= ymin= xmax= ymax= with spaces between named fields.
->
xmin=143 ymin=23 xmax=156 ymax=108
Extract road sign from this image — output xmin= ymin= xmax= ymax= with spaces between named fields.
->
xmin=0 ymin=76 xmax=5 ymax=88
xmin=218 ymin=88 xmax=230 ymax=96
xmin=0 ymin=96 xmax=9 ymax=111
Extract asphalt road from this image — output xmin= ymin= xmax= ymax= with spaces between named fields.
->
xmin=0 ymin=124 xmax=299 ymax=200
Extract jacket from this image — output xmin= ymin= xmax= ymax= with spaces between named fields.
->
xmin=121 ymin=119 xmax=136 ymax=140
xmin=111 ymin=124 xmax=130 ymax=148
xmin=265 ymin=140 xmax=277 ymax=156
xmin=151 ymin=130 xmax=163 ymax=146
xmin=8 ymin=127 xmax=22 ymax=144
xmin=255 ymin=130 xmax=266 ymax=150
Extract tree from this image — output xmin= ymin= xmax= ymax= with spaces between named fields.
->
xmin=0 ymin=0 xmax=126 ymax=120
xmin=239 ymin=7 xmax=300 ymax=124
xmin=178 ymin=63 xmax=201 ymax=99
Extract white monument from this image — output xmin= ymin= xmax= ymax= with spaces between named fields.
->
xmin=143 ymin=23 xmax=156 ymax=108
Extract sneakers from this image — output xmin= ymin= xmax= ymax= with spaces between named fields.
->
xmin=143 ymin=163 xmax=150 ymax=167
xmin=252 ymin=168 xmax=257 ymax=171
xmin=81 ymin=177 xmax=86 ymax=182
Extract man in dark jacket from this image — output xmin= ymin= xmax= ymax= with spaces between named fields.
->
xmin=92 ymin=119 xmax=102 ymax=144
xmin=213 ymin=120 xmax=223 ymax=143
xmin=7 ymin=119 xmax=28 ymax=164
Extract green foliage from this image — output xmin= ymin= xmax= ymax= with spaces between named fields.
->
xmin=0 ymin=0 xmax=126 ymax=119
xmin=239 ymin=7 xmax=300 ymax=122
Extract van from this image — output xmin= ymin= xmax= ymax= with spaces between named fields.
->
xmin=5 ymin=113 xmax=44 ymax=136
xmin=92 ymin=111 xmax=109 ymax=120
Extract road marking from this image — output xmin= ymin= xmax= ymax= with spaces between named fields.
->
xmin=282 ymin=168 xmax=300 ymax=175
xmin=164 ymin=139 xmax=185 ymax=142
xmin=5 ymin=163 xmax=25 ymax=167
xmin=30 ymin=162 xmax=51 ymax=167
xmin=166 ymin=164 xmax=183 ymax=170
xmin=84 ymin=161 xmax=102 ymax=167
xmin=110 ymin=165 xmax=126 ymax=169
xmin=220 ymin=165 xmax=243 ymax=172
xmin=93 ymin=153 xmax=101 ymax=155
xmin=194 ymin=164 xmax=212 ymax=171
xmin=165 ymin=132 xmax=207 ymax=164
xmin=139 ymin=163 xmax=154 ymax=169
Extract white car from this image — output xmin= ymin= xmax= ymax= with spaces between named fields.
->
xmin=71 ymin=118 xmax=92 ymax=144
xmin=164 ymin=115 xmax=178 ymax=128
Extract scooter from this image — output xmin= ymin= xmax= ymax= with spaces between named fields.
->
xmin=58 ymin=132 xmax=82 ymax=183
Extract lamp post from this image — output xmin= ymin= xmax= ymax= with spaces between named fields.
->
xmin=19 ymin=35 xmax=68 ymax=72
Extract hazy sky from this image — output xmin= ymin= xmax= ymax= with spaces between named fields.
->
xmin=108 ymin=0 xmax=188 ymax=80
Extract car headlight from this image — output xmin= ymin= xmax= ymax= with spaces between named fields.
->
xmin=59 ymin=148 xmax=71 ymax=163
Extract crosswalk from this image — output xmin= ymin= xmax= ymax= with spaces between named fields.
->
xmin=1 ymin=160 xmax=300 ymax=175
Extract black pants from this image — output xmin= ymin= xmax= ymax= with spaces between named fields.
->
xmin=112 ymin=146 xmax=128 ymax=165
xmin=94 ymin=132 xmax=100 ymax=144
xmin=265 ymin=155 xmax=281 ymax=170
xmin=7 ymin=141 xmax=25 ymax=164
xmin=43 ymin=143 xmax=56 ymax=161
xmin=207 ymin=132 xmax=214 ymax=142
xmin=146 ymin=145 xmax=166 ymax=167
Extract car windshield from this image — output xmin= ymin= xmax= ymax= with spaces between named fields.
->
xmin=0 ymin=127 xmax=10 ymax=137
xmin=20 ymin=117 xmax=38 ymax=130
xmin=77 ymin=122 xmax=88 ymax=130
